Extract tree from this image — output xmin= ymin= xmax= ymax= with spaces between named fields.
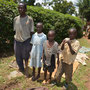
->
xmin=51 ymin=0 xmax=75 ymax=15
xmin=76 ymin=0 xmax=90 ymax=21
xmin=36 ymin=3 xmax=42 ymax=7
xmin=13 ymin=0 xmax=21 ymax=3
xmin=23 ymin=0 xmax=35 ymax=6
xmin=13 ymin=0 xmax=35 ymax=6
xmin=83 ymin=7 xmax=90 ymax=21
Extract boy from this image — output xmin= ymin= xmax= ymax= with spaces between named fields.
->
xmin=14 ymin=2 xmax=34 ymax=75
xmin=56 ymin=28 xmax=80 ymax=88
xmin=43 ymin=30 xmax=59 ymax=84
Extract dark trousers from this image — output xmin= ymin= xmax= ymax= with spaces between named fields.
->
xmin=14 ymin=38 xmax=32 ymax=71
xmin=57 ymin=60 xmax=73 ymax=83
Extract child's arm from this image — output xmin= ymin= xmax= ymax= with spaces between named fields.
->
xmin=57 ymin=43 xmax=60 ymax=66
xmin=66 ymin=40 xmax=75 ymax=55
xmin=57 ymin=53 xmax=59 ymax=66
xmin=30 ymin=18 xmax=34 ymax=38
xmin=61 ymin=40 xmax=66 ymax=50
xmin=42 ymin=50 xmax=44 ymax=61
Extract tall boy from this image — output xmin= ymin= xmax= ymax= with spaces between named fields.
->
xmin=14 ymin=2 xmax=34 ymax=74
xmin=56 ymin=28 xmax=80 ymax=88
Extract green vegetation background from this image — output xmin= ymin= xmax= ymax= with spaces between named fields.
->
xmin=0 ymin=0 xmax=83 ymax=52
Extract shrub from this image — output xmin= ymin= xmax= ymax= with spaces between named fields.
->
xmin=0 ymin=0 xmax=18 ymax=52
xmin=0 ymin=0 xmax=83 ymax=52
xmin=27 ymin=6 xmax=83 ymax=42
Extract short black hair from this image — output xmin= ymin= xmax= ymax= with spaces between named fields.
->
xmin=48 ymin=30 xmax=55 ymax=35
xmin=36 ymin=22 xmax=43 ymax=28
xmin=19 ymin=2 xmax=27 ymax=10
xmin=69 ymin=28 xmax=77 ymax=33
xmin=37 ymin=22 xmax=43 ymax=25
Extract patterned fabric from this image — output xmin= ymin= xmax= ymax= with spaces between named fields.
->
xmin=43 ymin=54 xmax=55 ymax=73
xmin=43 ymin=40 xmax=59 ymax=66
xmin=30 ymin=32 xmax=47 ymax=67
xmin=60 ymin=38 xmax=80 ymax=64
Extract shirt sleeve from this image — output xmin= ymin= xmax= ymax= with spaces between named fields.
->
xmin=30 ymin=18 xmax=34 ymax=32
xmin=56 ymin=42 xmax=59 ymax=54
xmin=30 ymin=34 xmax=34 ymax=44
xmin=44 ymin=35 xmax=47 ymax=41
xmin=13 ymin=17 xmax=16 ymax=31
xmin=73 ymin=41 xmax=80 ymax=54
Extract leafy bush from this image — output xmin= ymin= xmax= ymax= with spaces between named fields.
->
xmin=0 ymin=0 xmax=83 ymax=52
xmin=0 ymin=0 xmax=18 ymax=52
xmin=27 ymin=6 xmax=83 ymax=42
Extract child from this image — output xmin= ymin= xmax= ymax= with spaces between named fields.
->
xmin=14 ymin=2 xmax=34 ymax=74
xmin=42 ymin=30 xmax=59 ymax=84
xmin=56 ymin=28 xmax=80 ymax=88
xmin=30 ymin=22 xmax=47 ymax=81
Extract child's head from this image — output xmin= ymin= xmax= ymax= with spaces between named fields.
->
xmin=18 ymin=2 xmax=27 ymax=16
xmin=48 ymin=30 xmax=55 ymax=42
xmin=36 ymin=22 xmax=43 ymax=33
xmin=68 ymin=28 xmax=77 ymax=40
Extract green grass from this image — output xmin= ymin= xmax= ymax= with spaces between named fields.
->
xmin=0 ymin=38 xmax=90 ymax=90
xmin=78 ymin=38 xmax=90 ymax=48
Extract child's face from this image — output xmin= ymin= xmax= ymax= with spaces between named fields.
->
xmin=18 ymin=3 xmax=26 ymax=16
xmin=48 ymin=32 xmax=55 ymax=42
xmin=69 ymin=30 xmax=77 ymax=40
xmin=36 ymin=23 xmax=43 ymax=33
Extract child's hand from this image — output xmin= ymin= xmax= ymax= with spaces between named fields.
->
xmin=66 ymin=40 xmax=71 ymax=45
xmin=62 ymin=40 xmax=66 ymax=44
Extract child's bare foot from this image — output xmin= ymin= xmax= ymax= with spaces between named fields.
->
xmin=47 ymin=79 xmax=51 ymax=84
xmin=30 ymin=76 xmax=36 ymax=81
xmin=42 ymin=80 xmax=47 ymax=85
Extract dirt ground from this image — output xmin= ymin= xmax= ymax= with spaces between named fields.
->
xmin=0 ymin=37 xmax=90 ymax=90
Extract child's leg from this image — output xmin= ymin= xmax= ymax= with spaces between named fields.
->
xmin=32 ymin=67 xmax=35 ymax=76
xmin=65 ymin=64 xmax=73 ymax=84
xmin=56 ymin=60 xmax=64 ymax=83
xmin=47 ymin=72 xmax=52 ymax=83
xmin=42 ymin=70 xmax=47 ymax=84
xmin=44 ymin=70 xmax=47 ymax=81
xmin=25 ymin=60 xmax=28 ymax=68
xmin=38 ymin=67 xmax=41 ymax=76
xmin=35 ymin=67 xmax=41 ymax=80
xmin=49 ymin=72 xmax=52 ymax=80
xmin=31 ymin=67 xmax=36 ymax=81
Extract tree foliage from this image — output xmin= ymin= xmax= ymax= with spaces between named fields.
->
xmin=51 ymin=0 xmax=75 ymax=15
xmin=23 ymin=0 xmax=35 ymax=6
xmin=0 ymin=0 xmax=83 ymax=52
xmin=76 ymin=0 xmax=90 ymax=21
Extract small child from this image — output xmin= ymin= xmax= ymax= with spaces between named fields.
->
xmin=42 ymin=30 xmax=59 ymax=84
xmin=56 ymin=28 xmax=80 ymax=88
xmin=30 ymin=22 xmax=47 ymax=81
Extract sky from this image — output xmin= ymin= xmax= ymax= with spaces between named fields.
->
xmin=21 ymin=0 xmax=78 ymax=13
xmin=68 ymin=0 xmax=78 ymax=13
xmin=35 ymin=0 xmax=78 ymax=13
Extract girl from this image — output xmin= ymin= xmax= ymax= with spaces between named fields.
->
xmin=43 ymin=30 xmax=59 ymax=84
xmin=30 ymin=22 xmax=47 ymax=81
